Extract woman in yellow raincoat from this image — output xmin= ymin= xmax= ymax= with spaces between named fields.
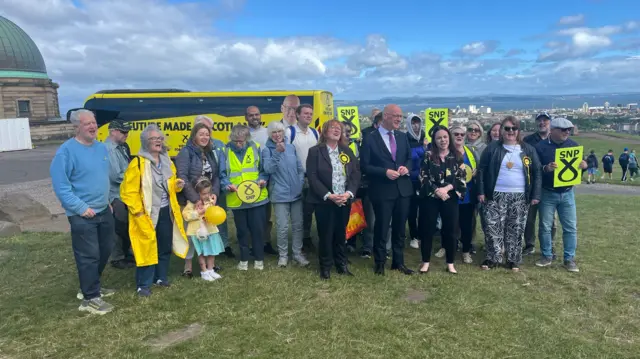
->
xmin=120 ymin=124 xmax=189 ymax=297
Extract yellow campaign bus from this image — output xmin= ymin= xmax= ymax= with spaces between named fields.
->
xmin=68 ymin=89 xmax=335 ymax=157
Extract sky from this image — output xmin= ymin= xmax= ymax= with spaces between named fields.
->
xmin=2 ymin=0 xmax=640 ymax=114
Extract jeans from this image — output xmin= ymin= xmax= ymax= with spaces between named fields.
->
xmin=524 ymin=202 xmax=556 ymax=250
xmin=539 ymin=189 xmax=577 ymax=261
xmin=69 ymin=209 xmax=115 ymax=300
xmin=234 ymin=205 xmax=267 ymax=261
xmin=274 ymin=200 xmax=303 ymax=259
xmin=136 ymin=206 xmax=173 ymax=289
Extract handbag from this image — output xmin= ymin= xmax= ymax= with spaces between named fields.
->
xmin=345 ymin=198 xmax=367 ymax=240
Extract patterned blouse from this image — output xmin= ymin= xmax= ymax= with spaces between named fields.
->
xmin=419 ymin=151 xmax=467 ymax=199
xmin=327 ymin=145 xmax=347 ymax=195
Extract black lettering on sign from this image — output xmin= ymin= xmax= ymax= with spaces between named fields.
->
xmin=212 ymin=122 xmax=233 ymax=132
xmin=182 ymin=134 xmax=189 ymax=143
xmin=558 ymin=157 xmax=579 ymax=182
xmin=244 ymin=183 xmax=255 ymax=196
xmin=163 ymin=122 xmax=192 ymax=132
xmin=427 ymin=110 xmax=447 ymax=138
xmin=340 ymin=108 xmax=358 ymax=137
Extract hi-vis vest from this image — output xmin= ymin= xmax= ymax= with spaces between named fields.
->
xmin=225 ymin=143 xmax=268 ymax=209
xmin=463 ymin=146 xmax=476 ymax=169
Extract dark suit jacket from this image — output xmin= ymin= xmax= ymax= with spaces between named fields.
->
xmin=360 ymin=128 xmax=413 ymax=200
xmin=305 ymin=143 xmax=361 ymax=205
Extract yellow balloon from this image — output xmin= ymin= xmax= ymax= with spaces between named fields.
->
xmin=204 ymin=206 xmax=226 ymax=225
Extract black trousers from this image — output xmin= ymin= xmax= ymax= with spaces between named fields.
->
xmin=315 ymin=202 xmax=351 ymax=271
xmin=372 ymin=196 xmax=410 ymax=266
xmin=622 ymin=166 xmax=629 ymax=181
xmin=407 ymin=194 xmax=420 ymax=240
xmin=458 ymin=203 xmax=475 ymax=253
xmin=419 ymin=197 xmax=458 ymax=264
xmin=111 ymin=198 xmax=133 ymax=262
xmin=233 ymin=205 xmax=266 ymax=261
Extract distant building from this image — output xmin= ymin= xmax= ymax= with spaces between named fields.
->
xmin=0 ymin=16 xmax=61 ymax=123
xmin=450 ymin=117 xmax=468 ymax=125
xmin=479 ymin=106 xmax=492 ymax=114
xmin=582 ymin=102 xmax=589 ymax=113
xmin=604 ymin=101 xmax=610 ymax=111
xmin=468 ymin=105 xmax=477 ymax=114
xmin=629 ymin=103 xmax=638 ymax=110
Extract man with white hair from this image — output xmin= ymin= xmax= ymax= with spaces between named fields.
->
xmin=192 ymin=115 xmax=235 ymax=258
xmin=51 ymin=109 xmax=115 ymax=315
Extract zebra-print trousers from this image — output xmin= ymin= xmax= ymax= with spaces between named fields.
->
xmin=484 ymin=192 xmax=529 ymax=265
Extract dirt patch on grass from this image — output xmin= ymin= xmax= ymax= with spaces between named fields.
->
xmin=405 ymin=289 xmax=429 ymax=304
xmin=147 ymin=323 xmax=204 ymax=353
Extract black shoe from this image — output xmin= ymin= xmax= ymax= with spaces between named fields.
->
xmin=336 ymin=266 xmax=354 ymax=276
xmin=522 ymin=246 xmax=535 ymax=256
xmin=264 ymin=243 xmax=278 ymax=255
xmin=224 ymin=246 xmax=235 ymax=259
xmin=320 ymin=269 xmax=330 ymax=280
xmin=374 ymin=263 xmax=385 ymax=275
xmin=391 ymin=264 xmax=414 ymax=275
xmin=110 ymin=260 xmax=134 ymax=269
xmin=213 ymin=265 xmax=222 ymax=272
xmin=360 ymin=251 xmax=372 ymax=259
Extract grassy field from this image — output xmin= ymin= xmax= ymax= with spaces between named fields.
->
xmin=1 ymin=195 xmax=639 ymax=358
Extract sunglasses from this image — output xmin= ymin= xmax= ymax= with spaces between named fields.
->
xmin=467 ymin=128 xmax=481 ymax=133
xmin=559 ymin=128 xmax=572 ymax=133
xmin=503 ymin=126 xmax=519 ymax=132
xmin=453 ymin=133 xmax=466 ymax=137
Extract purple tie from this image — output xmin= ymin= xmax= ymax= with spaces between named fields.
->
xmin=388 ymin=131 xmax=397 ymax=161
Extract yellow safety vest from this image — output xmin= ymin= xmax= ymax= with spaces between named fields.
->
xmin=225 ymin=143 xmax=269 ymax=209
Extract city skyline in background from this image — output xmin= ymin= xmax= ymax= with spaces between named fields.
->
xmin=1 ymin=0 xmax=640 ymax=115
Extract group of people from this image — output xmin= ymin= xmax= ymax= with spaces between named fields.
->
xmin=50 ymin=102 xmax=586 ymax=316
xmin=586 ymin=147 xmax=638 ymax=183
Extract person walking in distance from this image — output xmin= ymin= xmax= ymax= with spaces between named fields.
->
xmin=50 ymin=109 xmax=116 ymax=314
xmin=522 ymin=112 xmax=556 ymax=256
xmin=285 ymin=104 xmax=319 ymax=252
xmin=601 ymin=150 xmax=615 ymax=181
xmin=535 ymin=118 xmax=587 ymax=272
xmin=105 ymin=120 xmax=135 ymax=269
xmin=628 ymin=149 xmax=638 ymax=181
xmin=619 ymin=148 xmax=630 ymax=182
xmin=245 ymin=106 xmax=277 ymax=255
xmin=586 ymin=150 xmax=599 ymax=184
xmin=360 ymin=104 xmax=415 ymax=275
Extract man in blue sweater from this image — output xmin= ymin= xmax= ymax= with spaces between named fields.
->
xmin=535 ymin=118 xmax=587 ymax=272
xmin=50 ymin=109 xmax=115 ymax=315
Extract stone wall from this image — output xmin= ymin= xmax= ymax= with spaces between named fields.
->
xmin=0 ymin=77 xmax=60 ymax=123
xmin=30 ymin=123 xmax=75 ymax=142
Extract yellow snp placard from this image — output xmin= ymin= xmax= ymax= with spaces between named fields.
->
xmin=554 ymin=146 xmax=583 ymax=187
xmin=337 ymin=106 xmax=360 ymax=139
xmin=425 ymin=108 xmax=449 ymax=138
xmin=236 ymin=180 xmax=262 ymax=204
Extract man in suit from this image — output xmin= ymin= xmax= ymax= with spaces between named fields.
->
xmin=360 ymin=104 xmax=414 ymax=275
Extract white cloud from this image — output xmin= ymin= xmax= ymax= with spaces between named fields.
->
xmin=0 ymin=0 xmax=639 ymax=106
xmin=558 ymin=14 xmax=585 ymax=26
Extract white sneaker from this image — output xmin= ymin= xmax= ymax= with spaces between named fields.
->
xmin=200 ymin=271 xmax=215 ymax=281
xmin=254 ymin=260 xmax=264 ymax=270
xmin=462 ymin=253 xmax=473 ymax=264
xmin=293 ymin=255 xmax=310 ymax=267
xmin=237 ymin=261 xmax=248 ymax=271
xmin=409 ymin=239 xmax=419 ymax=249
xmin=435 ymin=248 xmax=446 ymax=258
xmin=278 ymin=257 xmax=288 ymax=267
xmin=207 ymin=270 xmax=222 ymax=280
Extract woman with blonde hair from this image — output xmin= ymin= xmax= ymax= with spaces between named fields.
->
xmin=120 ymin=124 xmax=189 ymax=297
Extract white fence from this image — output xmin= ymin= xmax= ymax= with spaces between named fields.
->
xmin=0 ymin=118 xmax=32 ymax=152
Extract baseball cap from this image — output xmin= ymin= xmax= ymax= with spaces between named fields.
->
xmin=624 ymin=147 xmax=629 ymax=152
xmin=109 ymin=120 xmax=132 ymax=132
xmin=535 ymin=112 xmax=551 ymax=121
xmin=550 ymin=117 xmax=574 ymax=129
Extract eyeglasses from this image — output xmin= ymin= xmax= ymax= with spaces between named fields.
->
xmin=559 ymin=128 xmax=572 ymax=133
xmin=467 ymin=128 xmax=481 ymax=133
xmin=503 ymin=126 xmax=519 ymax=132
xmin=328 ymin=126 xmax=342 ymax=131
xmin=453 ymin=133 xmax=465 ymax=137
xmin=148 ymin=136 xmax=164 ymax=141
xmin=284 ymin=106 xmax=297 ymax=113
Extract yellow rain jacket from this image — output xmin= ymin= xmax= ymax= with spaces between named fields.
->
xmin=120 ymin=157 xmax=189 ymax=267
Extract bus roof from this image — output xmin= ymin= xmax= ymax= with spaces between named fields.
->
xmin=84 ymin=89 xmax=328 ymax=104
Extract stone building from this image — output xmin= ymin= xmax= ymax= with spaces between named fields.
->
xmin=0 ymin=16 xmax=60 ymax=124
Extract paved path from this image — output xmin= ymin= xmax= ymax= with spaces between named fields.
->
xmin=0 ymin=145 xmax=57 ymax=185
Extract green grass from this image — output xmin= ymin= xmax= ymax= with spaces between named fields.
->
xmin=571 ymin=136 xmax=640 ymax=185
xmin=1 ymin=195 xmax=640 ymax=358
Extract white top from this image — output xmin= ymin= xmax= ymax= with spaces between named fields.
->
xmin=285 ymin=124 xmax=318 ymax=172
xmin=249 ymin=126 xmax=269 ymax=149
xmin=377 ymin=126 xmax=393 ymax=154
xmin=495 ymin=144 xmax=526 ymax=193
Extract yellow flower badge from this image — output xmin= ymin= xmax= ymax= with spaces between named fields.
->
xmin=523 ymin=156 xmax=531 ymax=167
xmin=446 ymin=169 xmax=452 ymax=177
xmin=339 ymin=153 xmax=350 ymax=165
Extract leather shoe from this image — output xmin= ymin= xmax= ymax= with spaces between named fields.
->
xmin=320 ymin=269 xmax=330 ymax=280
xmin=336 ymin=267 xmax=354 ymax=276
xmin=391 ymin=264 xmax=414 ymax=275
xmin=374 ymin=263 xmax=385 ymax=275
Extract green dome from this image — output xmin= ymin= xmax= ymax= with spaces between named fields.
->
xmin=0 ymin=16 xmax=48 ymax=78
